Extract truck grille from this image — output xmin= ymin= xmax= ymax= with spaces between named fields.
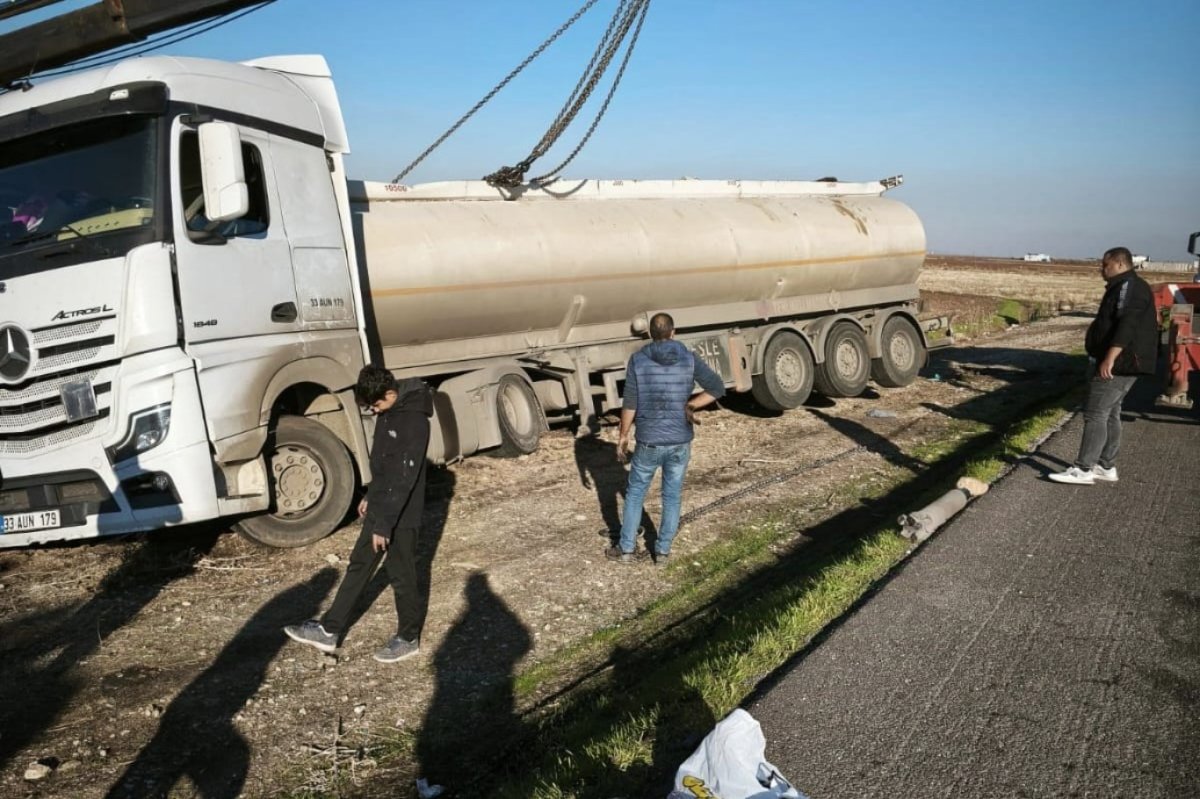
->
xmin=0 ymin=317 xmax=118 ymax=455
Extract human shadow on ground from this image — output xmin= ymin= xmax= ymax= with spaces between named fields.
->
xmin=921 ymin=349 xmax=1087 ymax=425
xmin=416 ymin=571 xmax=533 ymax=789
xmin=573 ymin=435 xmax=658 ymax=551
xmin=104 ymin=568 xmax=337 ymax=798
xmin=599 ymin=643 xmax=717 ymax=798
xmin=340 ymin=465 xmax=456 ymax=642
xmin=0 ymin=525 xmax=222 ymax=771
xmin=923 ymin=346 xmax=1083 ymax=394
xmin=1025 ymin=451 xmax=1074 ymax=472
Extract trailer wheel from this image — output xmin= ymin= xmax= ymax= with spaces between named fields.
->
xmin=871 ymin=316 xmax=923 ymax=388
xmin=236 ymin=416 xmax=355 ymax=549
xmin=751 ymin=331 xmax=814 ymax=410
xmin=493 ymin=374 xmax=543 ymax=457
xmin=814 ymin=322 xmax=871 ymax=398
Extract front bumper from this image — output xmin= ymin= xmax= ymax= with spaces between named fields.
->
xmin=0 ymin=358 xmax=219 ymax=547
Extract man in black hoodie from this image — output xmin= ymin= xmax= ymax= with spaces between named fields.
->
xmin=1049 ymin=247 xmax=1158 ymax=485
xmin=285 ymin=366 xmax=433 ymax=662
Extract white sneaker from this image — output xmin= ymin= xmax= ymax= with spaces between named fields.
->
xmin=1048 ymin=466 xmax=1096 ymax=485
xmin=1091 ymin=465 xmax=1118 ymax=482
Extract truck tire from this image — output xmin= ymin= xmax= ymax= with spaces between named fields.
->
xmin=751 ymin=331 xmax=814 ymax=410
xmin=871 ymin=315 xmax=923 ymax=388
xmin=235 ymin=415 xmax=355 ymax=549
xmin=493 ymin=374 xmax=543 ymax=457
xmin=813 ymin=322 xmax=870 ymax=398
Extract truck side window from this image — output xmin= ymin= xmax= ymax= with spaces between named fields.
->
xmin=179 ymin=130 xmax=270 ymax=240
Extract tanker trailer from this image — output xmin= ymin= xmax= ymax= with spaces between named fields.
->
xmin=350 ymin=176 xmax=940 ymax=463
xmin=0 ymin=52 xmax=938 ymax=549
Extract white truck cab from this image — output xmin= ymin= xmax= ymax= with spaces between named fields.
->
xmin=0 ymin=55 xmax=371 ymax=547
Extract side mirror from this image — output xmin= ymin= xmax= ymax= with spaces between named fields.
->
xmin=1188 ymin=231 xmax=1198 ymax=256
xmin=199 ymin=122 xmax=249 ymax=222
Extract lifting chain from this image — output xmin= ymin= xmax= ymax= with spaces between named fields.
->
xmin=392 ymin=0 xmax=651 ymax=189
xmin=515 ymin=0 xmax=651 ymax=188
xmin=392 ymin=0 xmax=604 ymax=185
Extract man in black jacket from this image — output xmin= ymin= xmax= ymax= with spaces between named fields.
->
xmin=1049 ymin=247 xmax=1158 ymax=485
xmin=285 ymin=366 xmax=433 ymax=662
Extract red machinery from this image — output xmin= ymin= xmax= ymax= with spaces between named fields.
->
xmin=1151 ymin=232 xmax=1200 ymax=409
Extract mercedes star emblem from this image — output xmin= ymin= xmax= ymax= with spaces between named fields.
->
xmin=0 ymin=324 xmax=33 ymax=383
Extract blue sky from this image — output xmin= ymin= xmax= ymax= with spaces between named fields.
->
xmin=4 ymin=0 xmax=1198 ymax=258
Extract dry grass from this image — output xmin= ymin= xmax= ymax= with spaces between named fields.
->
xmin=919 ymin=268 xmax=1104 ymax=312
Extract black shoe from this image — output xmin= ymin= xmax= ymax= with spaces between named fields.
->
xmin=605 ymin=545 xmax=634 ymax=564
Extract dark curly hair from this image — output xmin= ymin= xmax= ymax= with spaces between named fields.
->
xmin=354 ymin=364 xmax=397 ymax=408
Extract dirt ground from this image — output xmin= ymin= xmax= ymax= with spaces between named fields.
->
xmin=0 ymin=260 xmax=1110 ymax=798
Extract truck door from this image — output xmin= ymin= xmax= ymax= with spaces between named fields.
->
xmin=264 ymin=134 xmax=356 ymax=332
xmin=172 ymin=121 xmax=298 ymax=342
xmin=171 ymin=119 xmax=308 ymax=448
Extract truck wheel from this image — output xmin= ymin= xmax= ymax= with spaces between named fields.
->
xmin=493 ymin=374 xmax=543 ymax=457
xmin=814 ymin=322 xmax=870 ymax=398
xmin=751 ymin=331 xmax=814 ymax=410
xmin=871 ymin=316 xmax=923 ymax=388
xmin=235 ymin=416 xmax=355 ymax=548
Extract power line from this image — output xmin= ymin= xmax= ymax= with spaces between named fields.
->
xmin=32 ymin=1 xmax=277 ymax=79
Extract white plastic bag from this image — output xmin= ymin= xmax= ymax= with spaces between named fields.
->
xmin=668 ymin=708 xmax=809 ymax=799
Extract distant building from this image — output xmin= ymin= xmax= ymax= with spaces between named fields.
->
xmin=1132 ymin=254 xmax=1149 ymax=267
xmin=1024 ymin=253 xmax=1051 ymax=263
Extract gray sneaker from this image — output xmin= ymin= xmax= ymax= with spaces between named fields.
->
xmin=284 ymin=620 xmax=338 ymax=653
xmin=653 ymin=552 xmax=671 ymax=567
xmin=374 ymin=635 xmax=420 ymax=663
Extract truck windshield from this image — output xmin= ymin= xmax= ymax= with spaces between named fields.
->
xmin=0 ymin=115 xmax=158 ymax=278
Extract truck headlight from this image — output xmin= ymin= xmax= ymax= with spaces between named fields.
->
xmin=107 ymin=404 xmax=172 ymax=464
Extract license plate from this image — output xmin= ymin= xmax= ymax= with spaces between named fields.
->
xmin=1 ymin=510 xmax=61 ymax=534
xmin=684 ymin=335 xmax=733 ymax=382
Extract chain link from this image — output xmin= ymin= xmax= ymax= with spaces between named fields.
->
xmin=486 ymin=0 xmax=651 ymax=188
xmin=678 ymin=447 xmax=867 ymax=526
xmin=531 ymin=0 xmax=650 ymax=185
xmin=391 ymin=0 xmax=604 ymax=185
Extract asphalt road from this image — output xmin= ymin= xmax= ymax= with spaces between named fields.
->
xmin=748 ymin=382 xmax=1200 ymax=799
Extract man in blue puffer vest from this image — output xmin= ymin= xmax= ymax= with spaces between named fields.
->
xmin=608 ymin=313 xmax=726 ymax=565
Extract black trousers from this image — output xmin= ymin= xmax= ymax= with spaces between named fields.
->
xmin=320 ymin=524 xmax=421 ymax=642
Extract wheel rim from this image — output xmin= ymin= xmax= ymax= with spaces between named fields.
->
xmin=888 ymin=329 xmax=915 ymax=371
xmin=269 ymin=444 xmax=327 ymax=519
xmin=835 ymin=338 xmax=864 ymax=378
xmin=774 ymin=348 xmax=806 ymax=391
xmin=500 ymin=382 xmax=535 ymax=436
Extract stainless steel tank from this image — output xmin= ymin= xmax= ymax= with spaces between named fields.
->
xmin=350 ymin=178 xmax=926 ymax=367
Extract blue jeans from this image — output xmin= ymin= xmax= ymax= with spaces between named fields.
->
xmin=620 ymin=442 xmax=692 ymax=556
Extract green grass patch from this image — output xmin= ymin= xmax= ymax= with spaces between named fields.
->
xmin=948 ymin=296 xmax=1053 ymax=340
